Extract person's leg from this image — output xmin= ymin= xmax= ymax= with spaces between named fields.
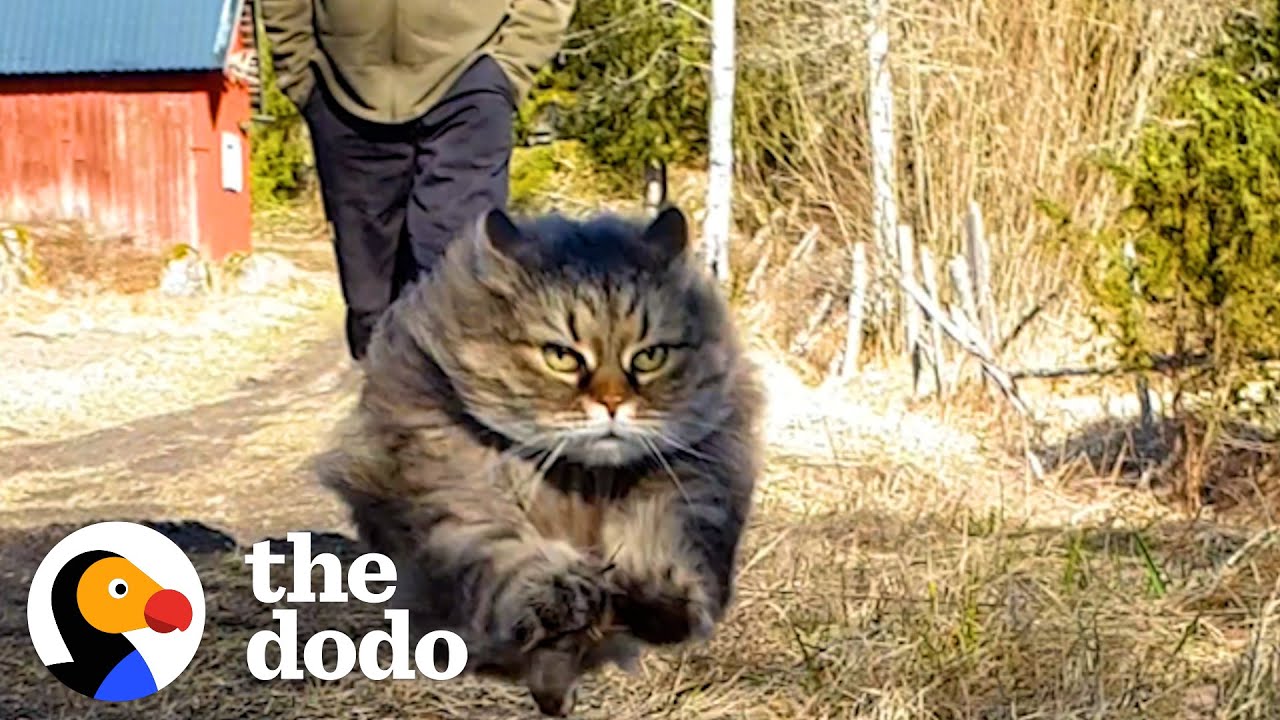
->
xmin=404 ymin=55 xmax=516 ymax=280
xmin=389 ymin=224 xmax=420 ymax=307
xmin=300 ymin=82 xmax=417 ymax=360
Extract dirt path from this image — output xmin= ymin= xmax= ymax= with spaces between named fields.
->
xmin=0 ymin=322 xmax=356 ymax=538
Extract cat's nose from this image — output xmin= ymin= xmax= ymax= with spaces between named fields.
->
xmin=583 ymin=395 xmax=633 ymax=423
xmin=598 ymin=394 xmax=625 ymax=415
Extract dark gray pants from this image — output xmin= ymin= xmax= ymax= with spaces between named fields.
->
xmin=301 ymin=55 xmax=515 ymax=360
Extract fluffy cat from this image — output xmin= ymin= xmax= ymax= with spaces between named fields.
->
xmin=312 ymin=205 xmax=764 ymax=716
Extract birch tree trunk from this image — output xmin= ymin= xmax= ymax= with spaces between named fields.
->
xmin=702 ymin=0 xmax=736 ymax=283
xmin=865 ymin=0 xmax=899 ymax=336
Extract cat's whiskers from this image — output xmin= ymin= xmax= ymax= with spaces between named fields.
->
xmin=646 ymin=415 xmax=744 ymax=449
xmin=526 ymin=436 xmax=569 ymax=502
xmin=512 ymin=446 xmax=552 ymax=511
xmin=463 ymin=431 xmax=557 ymax=484
xmin=537 ymin=437 xmax=568 ymax=473
xmin=634 ymin=427 xmax=716 ymax=463
xmin=645 ymin=414 xmax=732 ymax=434
xmin=638 ymin=435 xmax=692 ymax=505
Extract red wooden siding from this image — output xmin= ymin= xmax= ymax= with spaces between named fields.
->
xmin=0 ymin=72 xmax=251 ymax=260
xmin=198 ymin=72 xmax=254 ymax=260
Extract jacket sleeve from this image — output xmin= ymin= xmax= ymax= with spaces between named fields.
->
xmin=489 ymin=0 xmax=576 ymax=105
xmin=258 ymin=0 xmax=318 ymax=108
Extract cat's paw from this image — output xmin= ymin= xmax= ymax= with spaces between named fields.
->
xmin=499 ymin=545 xmax=608 ymax=652
xmin=524 ymin=646 xmax=582 ymax=717
xmin=608 ymin=564 xmax=715 ymax=646
xmin=530 ymin=680 xmax=577 ymax=718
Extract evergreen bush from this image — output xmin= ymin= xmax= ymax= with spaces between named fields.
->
xmin=508 ymin=140 xmax=612 ymax=212
xmin=1084 ymin=8 xmax=1280 ymax=413
xmin=249 ymin=35 xmax=312 ymax=208
xmin=517 ymin=0 xmax=713 ymax=181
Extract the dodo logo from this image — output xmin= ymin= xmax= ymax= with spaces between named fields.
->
xmin=26 ymin=521 xmax=206 ymax=702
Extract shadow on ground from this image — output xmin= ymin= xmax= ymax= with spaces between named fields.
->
xmin=1031 ymin=412 xmax=1280 ymax=518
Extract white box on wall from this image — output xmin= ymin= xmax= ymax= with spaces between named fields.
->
xmin=220 ymin=132 xmax=243 ymax=193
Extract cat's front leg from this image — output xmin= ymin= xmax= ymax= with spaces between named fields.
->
xmin=488 ymin=539 xmax=610 ymax=652
xmin=601 ymin=464 xmax=753 ymax=647
xmin=608 ymin=553 xmax=716 ymax=646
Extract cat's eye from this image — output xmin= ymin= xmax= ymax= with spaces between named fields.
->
xmin=542 ymin=344 xmax=583 ymax=373
xmin=630 ymin=345 xmax=669 ymax=374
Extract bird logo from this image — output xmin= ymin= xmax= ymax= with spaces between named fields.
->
xmin=26 ymin=521 xmax=206 ymax=702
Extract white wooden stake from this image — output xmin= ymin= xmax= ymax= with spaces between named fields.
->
xmin=948 ymin=254 xmax=982 ymax=386
xmin=842 ymin=242 xmax=869 ymax=378
xmin=965 ymin=200 xmax=997 ymax=349
xmin=643 ymin=160 xmax=667 ymax=217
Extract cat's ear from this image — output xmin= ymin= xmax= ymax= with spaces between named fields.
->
xmin=472 ymin=207 xmax=534 ymax=277
xmin=639 ymin=206 xmax=689 ymax=268
xmin=479 ymin=207 xmax=526 ymax=260
xmin=469 ymin=208 xmax=529 ymax=293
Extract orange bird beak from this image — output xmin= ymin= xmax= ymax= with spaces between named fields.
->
xmin=143 ymin=588 xmax=192 ymax=633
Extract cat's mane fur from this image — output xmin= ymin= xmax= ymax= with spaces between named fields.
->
xmin=313 ymin=205 xmax=764 ymax=716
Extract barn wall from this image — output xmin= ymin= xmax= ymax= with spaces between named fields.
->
xmin=198 ymin=72 xmax=253 ymax=260
xmin=0 ymin=73 xmax=251 ymax=260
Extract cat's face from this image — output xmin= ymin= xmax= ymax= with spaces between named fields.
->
xmin=425 ymin=207 xmax=737 ymax=468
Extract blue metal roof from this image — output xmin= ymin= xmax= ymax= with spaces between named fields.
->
xmin=0 ymin=0 xmax=245 ymax=75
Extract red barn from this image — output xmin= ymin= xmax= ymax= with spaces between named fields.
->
xmin=0 ymin=0 xmax=260 ymax=261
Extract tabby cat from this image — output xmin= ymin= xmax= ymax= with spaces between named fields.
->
xmin=313 ymin=205 xmax=764 ymax=716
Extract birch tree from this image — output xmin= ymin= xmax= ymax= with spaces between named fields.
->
xmin=865 ymin=0 xmax=898 ymax=330
xmin=702 ymin=0 xmax=736 ymax=283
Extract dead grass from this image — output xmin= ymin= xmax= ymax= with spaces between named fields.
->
xmin=0 ymin=277 xmax=343 ymax=441
xmin=729 ymin=0 xmax=1256 ymax=374
xmin=16 ymin=220 xmax=170 ymax=295
xmin=1 ymin=215 xmax=1278 ymax=718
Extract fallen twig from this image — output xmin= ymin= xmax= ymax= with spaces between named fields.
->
xmin=1009 ymin=351 xmax=1280 ymax=380
xmin=892 ymin=271 xmax=1035 ymax=420
xmin=994 ymin=285 xmax=1065 ymax=355
xmin=918 ymin=245 xmax=946 ymax=398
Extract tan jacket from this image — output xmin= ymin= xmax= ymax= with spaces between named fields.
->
xmin=259 ymin=0 xmax=575 ymax=124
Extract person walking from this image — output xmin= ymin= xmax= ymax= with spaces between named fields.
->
xmin=260 ymin=0 xmax=576 ymax=362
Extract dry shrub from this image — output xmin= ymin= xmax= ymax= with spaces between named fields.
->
xmin=22 ymin=220 xmax=166 ymax=295
xmin=731 ymin=0 xmax=1253 ymax=373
